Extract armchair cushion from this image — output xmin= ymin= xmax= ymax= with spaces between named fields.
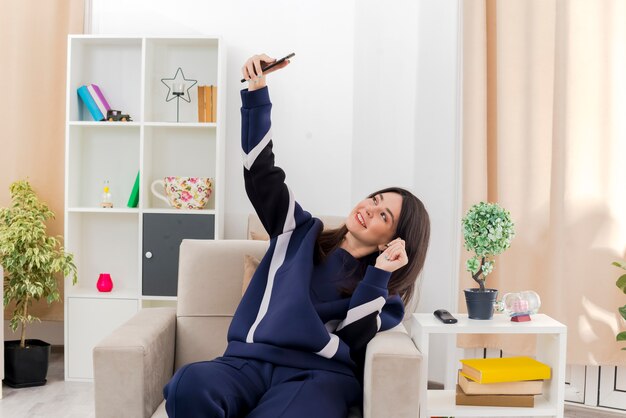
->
xmin=153 ymin=401 xmax=167 ymax=418
xmin=174 ymin=239 xmax=268 ymax=370
xmin=242 ymin=254 xmax=260 ymax=295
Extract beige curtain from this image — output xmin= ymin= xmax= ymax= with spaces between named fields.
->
xmin=461 ymin=0 xmax=626 ymax=365
xmin=0 ymin=1 xmax=84 ymax=321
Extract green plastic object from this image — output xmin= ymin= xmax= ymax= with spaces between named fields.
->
xmin=127 ymin=171 xmax=140 ymax=208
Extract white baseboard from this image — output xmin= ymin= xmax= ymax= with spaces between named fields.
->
xmin=566 ymin=402 xmax=626 ymax=417
xmin=3 ymin=320 xmax=64 ymax=345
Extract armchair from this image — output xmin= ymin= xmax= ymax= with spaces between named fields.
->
xmin=93 ymin=217 xmax=422 ymax=418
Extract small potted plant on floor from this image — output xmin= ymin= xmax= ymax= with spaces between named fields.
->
xmin=462 ymin=201 xmax=515 ymax=319
xmin=0 ymin=180 xmax=77 ymax=387
xmin=614 ymin=260 xmax=626 ymax=348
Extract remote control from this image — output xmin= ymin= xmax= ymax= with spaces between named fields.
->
xmin=433 ymin=309 xmax=458 ymax=324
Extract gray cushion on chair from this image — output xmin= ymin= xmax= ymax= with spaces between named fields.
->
xmin=174 ymin=239 xmax=267 ymax=370
xmin=152 ymin=401 xmax=166 ymax=418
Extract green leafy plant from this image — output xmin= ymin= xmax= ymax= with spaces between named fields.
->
xmin=462 ymin=202 xmax=516 ymax=292
xmin=614 ymin=261 xmax=626 ymax=349
xmin=0 ymin=180 xmax=77 ymax=348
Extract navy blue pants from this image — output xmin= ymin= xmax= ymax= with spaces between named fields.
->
xmin=163 ymin=356 xmax=362 ymax=418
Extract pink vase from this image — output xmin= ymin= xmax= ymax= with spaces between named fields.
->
xmin=97 ymin=273 xmax=113 ymax=292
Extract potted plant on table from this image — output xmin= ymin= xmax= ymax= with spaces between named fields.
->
xmin=462 ymin=201 xmax=515 ymax=319
xmin=0 ymin=180 xmax=77 ymax=387
xmin=614 ymin=260 xmax=626 ymax=348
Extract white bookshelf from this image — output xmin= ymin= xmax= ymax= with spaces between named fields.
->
xmin=411 ymin=313 xmax=567 ymax=418
xmin=63 ymin=35 xmax=226 ymax=381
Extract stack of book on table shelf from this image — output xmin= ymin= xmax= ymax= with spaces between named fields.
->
xmin=77 ymin=84 xmax=111 ymax=121
xmin=456 ymin=356 xmax=551 ymax=407
xmin=197 ymin=85 xmax=217 ymax=123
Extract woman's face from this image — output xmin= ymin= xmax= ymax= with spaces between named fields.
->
xmin=346 ymin=192 xmax=403 ymax=248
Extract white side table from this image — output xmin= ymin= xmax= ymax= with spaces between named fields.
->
xmin=411 ymin=313 xmax=567 ymax=418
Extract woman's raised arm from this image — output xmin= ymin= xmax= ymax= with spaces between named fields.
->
xmin=240 ymin=54 xmax=308 ymax=239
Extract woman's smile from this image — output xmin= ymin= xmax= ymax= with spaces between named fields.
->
xmin=356 ymin=212 xmax=366 ymax=228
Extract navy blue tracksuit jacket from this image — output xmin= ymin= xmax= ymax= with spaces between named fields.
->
xmin=224 ymin=86 xmax=405 ymax=376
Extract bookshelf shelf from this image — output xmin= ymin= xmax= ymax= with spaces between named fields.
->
xmin=67 ymin=207 xmax=140 ymax=214
xmin=140 ymin=295 xmax=177 ymax=301
xmin=411 ymin=313 xmax=567 ymax=418
xmin=64 ymin=35 xmax=226 ymax=381
xmin=141 ymin=208 xmax=216 ymax=215
xmin=69 ymin=121 xmax=141 ymax=127
xmin=143 ymin=122 xmax=216 ymax=128
xmin=67 ymin=287 xmax=138 ymax=300
xmin=427 ymin=390 xmax=556 ymax=417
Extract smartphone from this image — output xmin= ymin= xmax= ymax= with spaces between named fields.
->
xmin=240 ymin=53 xmax=295 ymax=83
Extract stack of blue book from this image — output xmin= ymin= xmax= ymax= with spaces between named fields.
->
xmin=77 ymin=84 xmax=111 ymax=121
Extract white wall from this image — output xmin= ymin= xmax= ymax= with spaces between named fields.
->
xmin=4 ymin=321 xmax=64 ymax=346
xmin=91 ymin=0 xmax=462 ymax=383
xmin=353 ymin=0 xmax=462 ymax=315
xmin=414 ymin=0 xmax=463 ymax=385
xmin=92 ymin=0 xmax=357 ymax=239
xmin=353 ymin=0 xmax=462 ymax=384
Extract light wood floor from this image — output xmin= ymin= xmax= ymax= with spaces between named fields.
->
xmin=0 ymin=347 xmax=623 ymax=418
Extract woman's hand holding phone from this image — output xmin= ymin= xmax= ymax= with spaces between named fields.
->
xmin=241 ymin=53 xmax=292 ymax=91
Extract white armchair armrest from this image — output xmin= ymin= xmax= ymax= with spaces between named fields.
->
xmin=363 ymin=328 xmax=421 ymax=418
xmin=93 ymin=307 xmax=176 ymax=418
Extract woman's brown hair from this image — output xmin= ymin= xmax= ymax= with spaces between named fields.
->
xmin=314 ymin=187 xmax=430 ymax=306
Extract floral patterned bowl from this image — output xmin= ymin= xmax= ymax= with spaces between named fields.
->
xmin=150 ymin=177 xmax=213 ymax=209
